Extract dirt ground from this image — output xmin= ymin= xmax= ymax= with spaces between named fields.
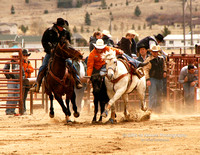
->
xmin=0 ymin=100 xmax=200 ymax=155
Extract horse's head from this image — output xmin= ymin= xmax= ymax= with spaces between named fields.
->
xmin=55 ymin=42 xmax=83 ymax=60
xmin=90 ymin=75 xmax=104 ymax=95
xmin=102 ymin=50 xmax=117 ymax=80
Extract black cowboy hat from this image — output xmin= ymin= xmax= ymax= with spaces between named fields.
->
xmin=54 ymin=18 xmax=65 ymax=27
xmin=64 ymin=20 xmax=69 ymax=26
xmin=22 ymin=49 xmax=31 ymax=56
xmin=137 ymin=43 xmax=147 ymax=50
xmin=154 ymin=33 xmax=164 ymax=42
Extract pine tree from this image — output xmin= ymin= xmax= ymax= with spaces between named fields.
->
xmin=81 ymin=25 xmax=84 ymax=33
xmin=20 ymin=25 xmax=28 ymax=34
xmin=25 ymin=0 xmax=29 ymax=3
xmin=101 ymin=0 xmax=107 ymax=9
xmin=134 ymin=6 xmax=141 ymax=17
xmin=73 ymin=26 xmax=77 ymax=33
xmin=11 ymin=5 xmax=15 ymax=14
xmin=85 ymin=12 xmax=91 ymax=26
xmin=126 ymin=0 xmax=129 ymax=6
xmin=162 ymin=26 xmax=171 ymax=37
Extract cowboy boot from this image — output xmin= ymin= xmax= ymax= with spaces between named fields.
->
xmin=74 ymin=75 xmax=83 ymax=89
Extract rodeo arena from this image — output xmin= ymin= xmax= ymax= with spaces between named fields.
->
xmin=0 ymin=31 xmax=200 ymax=153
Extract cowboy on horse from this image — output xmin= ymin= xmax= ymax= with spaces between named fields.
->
xmin=31 ymin=18 xmax=83 ymax=92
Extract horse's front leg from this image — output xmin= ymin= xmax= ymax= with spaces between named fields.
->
xmin=49 ymin=94 xmax=54 ymax=118
xmin=54 ymin=94 xmax=71 ymax=123
xmin=102 ymin=86 xmax=127 ymax=118
xmin=70 ymin=91 xmax=80 ymax=118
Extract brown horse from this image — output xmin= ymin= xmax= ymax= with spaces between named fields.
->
xmin=44 ymin=42 xmax=83 ymax=123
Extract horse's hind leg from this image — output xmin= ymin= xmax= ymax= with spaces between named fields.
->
xmin=49 ymin=94 xmax=54 ymax=118
xmin=122 ymin=94 xmax=130 ymax=119
xmin=136 ymin=77 xmax=147 ymax=111
xmin=70 ymin=91 xmax=80 ymax=118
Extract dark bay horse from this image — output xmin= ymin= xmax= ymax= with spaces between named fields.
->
xmin=44 ymin=42 xmax=83 ymax=123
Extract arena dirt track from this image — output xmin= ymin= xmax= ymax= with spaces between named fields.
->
xmin=0 ymin=103 xmax=200 ymax=155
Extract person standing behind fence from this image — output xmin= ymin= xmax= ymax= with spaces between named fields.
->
xmin=178 ymin=64 xmax=198 ymax=113
xmin=22 ymin=49 xmax=34 ymax=114
xmin=89 ymin=31 xmax=102 ymax=52
xmin=3 ymin=52 xmax=25 ymax=115
xmin=116 ymin=30 xmax=139 ymax=57
xmin=102 ymin=30 xmax=114 ymax=47
xmin=136 ymin=43 xmax=150 ymax=62
xmin=143 ymin=45 xmax=167 ymax=113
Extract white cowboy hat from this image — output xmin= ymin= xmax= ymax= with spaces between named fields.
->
xmin=93 ymin=39 xmax=107 ymax=49
xmin=127 ymin=30 xmax=139 ymax=37
xmin=102 ymin=30 xmax=112 ymax=38
xmin=148 ymin=45 xmax=161 ymax=52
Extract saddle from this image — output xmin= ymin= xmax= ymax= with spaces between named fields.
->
xmin=117 ymin=55 xmax=144 ymax=79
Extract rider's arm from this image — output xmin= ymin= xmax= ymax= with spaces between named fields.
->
xmin=87 ymin=52 xmax=95 ymax=77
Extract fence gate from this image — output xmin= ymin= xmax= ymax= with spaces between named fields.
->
xmin=0 ymin=49 xmax=23 ymax=114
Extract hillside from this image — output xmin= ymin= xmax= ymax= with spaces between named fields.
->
xmin=0 ymin=0 xmax=200 ymax=43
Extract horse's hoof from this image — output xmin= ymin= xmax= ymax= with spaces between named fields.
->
xmin=73 ymin=112 xmax=80 ymax=118
xmin=49 ymin=112 xmax=54 ymax=118
xmin=92 ymin=120 xmax=97 ymax=124
xmin=141 ymin=106 xmax=148 ymax=112
xmin=101 ymin=110 xmax=108 ymax=118
xmin=106 ymin=118 xmax=116 ymax=124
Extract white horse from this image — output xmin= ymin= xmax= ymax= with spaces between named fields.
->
xmin=102 ymin=50 xmax=147 ymax=121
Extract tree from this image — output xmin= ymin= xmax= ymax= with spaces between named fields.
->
xmin=25 ymin=0 xmax=29 ymax=3
xmin=85 ymin=12 xmax=91 ymax=26
xmin=11 ymin=5 xmax=15 ymax=14
xmin=76 ymin=0 xmax=83 ymax=8
xmin=101 ymin=0 xmax=107 ymax=9
xmin=20 ymin=25 xmax=28 ymax=34
xmin=73 ymin=26 xmax=77 ymax=33
xmin=134 ymin=6 xmax=141 ymax=17
xmin=132 ymin=24 xmax=135 ymax=29
xmin=162 ymin=26 xmax=171 ymax=37
xmin=126 ymin=0 xmax=129 ymax=6
xmin=155 ymin=0 xmax=159 ymax=2
xmin=44 ymin=10 xmax=48 ymax=14
xmin=80 ymin=25 xmax=84 ymax=33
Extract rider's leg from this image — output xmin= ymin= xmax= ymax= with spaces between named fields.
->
xmin=66 ymin=59 xmax=83 ymax=89
xmin=30 ymin=53 xmax=50 ymax=92
xmin=99 ymin=64 xmax=107 ymax=76
xmin=122 ymin=53 xmax=148 ymax=68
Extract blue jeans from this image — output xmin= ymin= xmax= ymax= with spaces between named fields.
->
xmin=66 ymin=59 xmax=80 ymax=80
xmin=183 ymin=83 xmax=195 ymax=106
xmin=6 ymin=81 xmax=19 ymax=114
xmin=38 ymin=53 xmax=51 ymax=77
xmin=148 ymin=78 xmax=163 ymax=112
xmin=123 ymin=53 xmax=141 ymax=68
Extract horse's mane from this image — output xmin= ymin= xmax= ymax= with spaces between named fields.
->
xmin=102 ymin=49 xmax=116 ymax=60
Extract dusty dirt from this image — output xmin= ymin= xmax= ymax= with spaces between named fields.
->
xmin=0 ymin=100 xmax=200 ymax=155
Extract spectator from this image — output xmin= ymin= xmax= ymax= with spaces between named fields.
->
xmin=137 ymin=33 xmax=167 ymax=56
xmin=102 ymin=30 xmax=114 ymax=47
xmin=136 ymin=43 xmax=149 ymax=62
xmin=143 ymin=45 xmax=167 ymax=113
xmin=89 ymin=31 xmax=102 ymax=52
xmin=22 ymin=49 xmax=34 ymax=114
xmin=178 ymin=64 xmax=198 ymax=112
xmin=117 ymin=30 xmax=139 ymax=57
xmin=3 ymin=52 xmax=25 ymax=115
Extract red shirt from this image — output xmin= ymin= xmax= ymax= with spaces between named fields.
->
xmin=87 ymin=46 xmax=123 ymax=76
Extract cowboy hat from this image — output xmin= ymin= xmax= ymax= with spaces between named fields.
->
xmin=148 ymin=45 xmax=161 ymax=52
xmin=93 ymin=39 xmax=107 ymax=49
xmin=154 ymin=33 xmax=164 ymax=42
xmin=53 ymin=18 xmax=65 ymax=27
xmin=102 ymin=30 xmax=112 ymax=38
xmin=127 ymin=30 xmax=139 ymax=37
xmin=22 ymin=49 xmax=31 ymax=56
